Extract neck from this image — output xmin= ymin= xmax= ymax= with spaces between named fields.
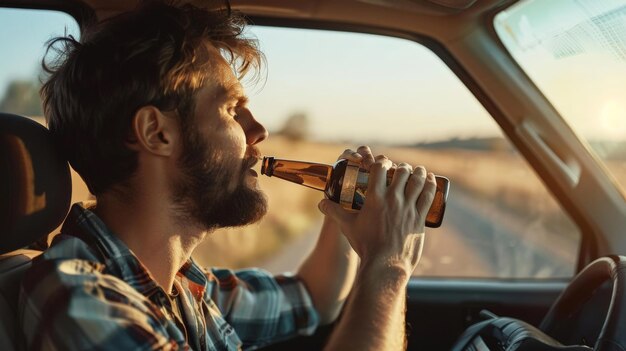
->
xmin=93 ymin=188 xmax=207 ymax=293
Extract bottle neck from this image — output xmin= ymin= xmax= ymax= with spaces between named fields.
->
xmin=261 ymin=157 xmax=332 ymax=192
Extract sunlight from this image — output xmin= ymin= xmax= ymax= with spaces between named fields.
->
xmin=600 ymin=100 xmax=626 ymax=141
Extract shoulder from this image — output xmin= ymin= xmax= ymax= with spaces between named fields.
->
xmin=20 ymin=235 xmax=156 ymax=319
xmin=21 ymin=234 xmax=104 ymax=300
xmin=19 ymin=244 xmax=171 ymax=349
xmin=21 ymin=235 xmax=102 ymax=296
xmin=40 ymin=233 xmax=103 ymax=264
xmin=18 ymin=266 xmax=178 ymax=350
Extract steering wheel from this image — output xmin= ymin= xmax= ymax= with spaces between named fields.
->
xmin=451 ymin=256 xmax=626 ymax=351
xmin=540 ymin=255 xmax=626 ymax=350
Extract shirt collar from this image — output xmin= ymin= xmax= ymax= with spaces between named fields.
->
xmin=61 ymin=202 xmax=208 ymax=300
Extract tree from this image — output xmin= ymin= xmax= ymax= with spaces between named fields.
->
xmin=0 ymin=80 xmax=43 ymax=117
xmin=278 ymin=112 xmax=310 ymax=141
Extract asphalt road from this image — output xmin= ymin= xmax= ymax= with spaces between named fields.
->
xmin=257 ymin=188 xmax=577 ymax=279
xmin=416 ymin=188 xmax=576 ymax=278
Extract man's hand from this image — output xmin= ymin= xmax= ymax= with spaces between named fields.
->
xmin=321 ymin=145 xmax=437 ymax=351
xmin=319 ymin=145 xmax=437 ymax=277
xmin=295 ymin=148 xmax=363 ymax=324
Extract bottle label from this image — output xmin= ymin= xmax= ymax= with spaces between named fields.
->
xmin=339 ymin=162 xmax=359 ymax=208
xmin=340 ymin=161 xmax=371 ymax=211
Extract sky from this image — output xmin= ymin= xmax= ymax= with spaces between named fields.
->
xmin=0 ymin=8 xmax=79 ymax=95
xmin=246 ymin=27 xmax=498 ymax=143
xmin=495 ymin=0 xmax=626 ymax=142
xmin=1 ymin=1 xmax=624 ymax=144
xmin=0 ymin=7 xmax=498 ymax=144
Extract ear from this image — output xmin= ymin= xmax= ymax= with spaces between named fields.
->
xmin=127 ymin=106 xmax=179 ymax=156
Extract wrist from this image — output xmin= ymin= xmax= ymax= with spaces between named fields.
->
xmin=358 ymin=258 xmax=412 ymax=286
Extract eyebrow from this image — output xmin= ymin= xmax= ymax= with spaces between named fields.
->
xmin=218 ymin=84 xmax=249 ymax=106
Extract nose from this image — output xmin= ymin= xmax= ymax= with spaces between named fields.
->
xmin=238 ymin=108 xmax=268 ymax=145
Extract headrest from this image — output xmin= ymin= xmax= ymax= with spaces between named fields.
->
xmin=0 ymin=113 xmax=71 ymax=255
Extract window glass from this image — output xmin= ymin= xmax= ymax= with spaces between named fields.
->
xmin=192 ymin=27 xmax=582 ymax=279
xmin=3 ymin=11 xmax=581 ymax=279
xmin=0 ymin=8 xmax=88 ymax=204
xmin=494 ymin=0 xmax=626 ymax=195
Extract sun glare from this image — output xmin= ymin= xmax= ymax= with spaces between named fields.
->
xmin=600 ymin=100 xmax=626 ymax=141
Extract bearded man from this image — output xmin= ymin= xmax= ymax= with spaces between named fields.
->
xmin=20 ymin=1 xmax=437 ymax=350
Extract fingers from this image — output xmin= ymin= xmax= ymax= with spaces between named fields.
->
xmin=416 ymin=172 xmax=437 ymax=216
xmin=405 ymin=167 xmax=437 ymax=224
xmin=389 ymin=163 xmax=413 ymax=195
xmin=356 ymin=146 xmax=375 ymax=170
xmin=338 ymin=148 xmax=364 ymax=164
xmin=335 ymin=147 xmax=435 ymax=219
xmin=318 ymin=199 xmax=353 ymax=225
xmin=367 ymin=155 xmax=393 ymax=198
xmin=405 ymin=166 xmax=427 ymax=204
xmin=338 ymin=146 xmax=374 ymax=171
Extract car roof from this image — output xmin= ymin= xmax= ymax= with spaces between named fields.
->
xmin=10 ymin=0 xmax=516 ymax=41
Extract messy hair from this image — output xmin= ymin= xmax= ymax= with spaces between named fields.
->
xmin=41 ymin=0 xmax=262 ymax=195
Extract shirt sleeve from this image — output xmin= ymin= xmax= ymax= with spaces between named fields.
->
xmin=20 ymin=258 xmax=185 ymax=351
xmin=207 ymin=267 xmax=319 ymax=348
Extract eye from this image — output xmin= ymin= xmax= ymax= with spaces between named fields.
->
xmin=227 ymin=105 xmax=238 ymax=118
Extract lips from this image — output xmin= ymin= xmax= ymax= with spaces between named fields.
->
xmin=244 ymin=155 xmax=259 ymax=171
xmin=246 ymin=157 xmax=258 ymax=169
xmin=243 ymin=146 xmax=262 ymax=173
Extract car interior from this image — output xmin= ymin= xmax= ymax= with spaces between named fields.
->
xmin=1 ymin=0 xmax=625 ymax=350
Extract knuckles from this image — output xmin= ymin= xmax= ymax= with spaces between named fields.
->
xmin=413 ymin=166 xmax=427 ymax=177
xmin=394 ymin=165 xmax=412 ymax=177
xmin=374 ymin=154 xmax=388 ymax=161
xmin=369 ymin=161 xmax=388 ymax=173
xmin=409 ymin=168 xmax=427 ymax=185
xmin=424 ymin=177 xmax=438 ymax=193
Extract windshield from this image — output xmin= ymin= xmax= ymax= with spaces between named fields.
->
xmin=494 ymin=0 xmax=626 ymax=194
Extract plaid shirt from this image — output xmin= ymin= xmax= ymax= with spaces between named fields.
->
xmin=19 ymin=203 xmax=319 ymax=350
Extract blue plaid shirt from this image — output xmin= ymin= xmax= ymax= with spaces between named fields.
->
xmin=19 ymin=203 xmax=319 ymax=350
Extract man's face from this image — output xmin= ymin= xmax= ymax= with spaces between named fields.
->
xmin=171 ymin=53 xmax=269 ymax=230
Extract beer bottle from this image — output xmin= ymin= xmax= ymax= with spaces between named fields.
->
xmin=260 ymin=156 xmax=450 ymax=228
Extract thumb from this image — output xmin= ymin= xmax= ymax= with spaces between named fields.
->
xmin=318 ymin=199 xmax=352 ymax=224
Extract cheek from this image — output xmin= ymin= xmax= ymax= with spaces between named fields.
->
xmin=211 ymin=130 xmax=246 ymax=171
xmin=203 ymin=118 xmax=244 ymax=148
xmin=232 ymin=131 xmax=247 ymax=154
xmin=223 ymin=121 xmax=247 ymax=154
xmin=196 ymin=118 xmax=247 ymax=170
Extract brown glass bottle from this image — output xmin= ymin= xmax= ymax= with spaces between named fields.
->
xmin=260 ymin=156 xmax=450 ymax=228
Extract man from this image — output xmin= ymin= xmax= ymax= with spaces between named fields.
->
xmin=20 ymin=1 xmax=437 ymax=350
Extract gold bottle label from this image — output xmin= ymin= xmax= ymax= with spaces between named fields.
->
xmin=339 ymin=161 xmax=373 ymax=211
xmin=339 ymin=161 xmax=359 ymax=208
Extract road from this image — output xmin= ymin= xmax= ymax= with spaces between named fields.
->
xmin=257 ymin=188 xmax=577 ymax=279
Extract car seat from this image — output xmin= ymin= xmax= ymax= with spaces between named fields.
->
xmin=0 ymin=113 xmax=71 ymax=351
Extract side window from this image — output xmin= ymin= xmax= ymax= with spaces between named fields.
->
xmin=193 ymin=27 xmax=582 ymax=279
xmin=0 ymin=7 xmax=89 ymax=205
xmin=494 ymin=1 xmax=626 ymax=194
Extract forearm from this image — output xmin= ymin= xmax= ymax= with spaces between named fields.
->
xmin=324 ymin=262 xmax=410 ymax=351
xmin=297 ymin=217 xmax=358 ymax=324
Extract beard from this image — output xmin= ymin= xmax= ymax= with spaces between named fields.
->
xmin=171 ymin=126 xmax=267 ymax=231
